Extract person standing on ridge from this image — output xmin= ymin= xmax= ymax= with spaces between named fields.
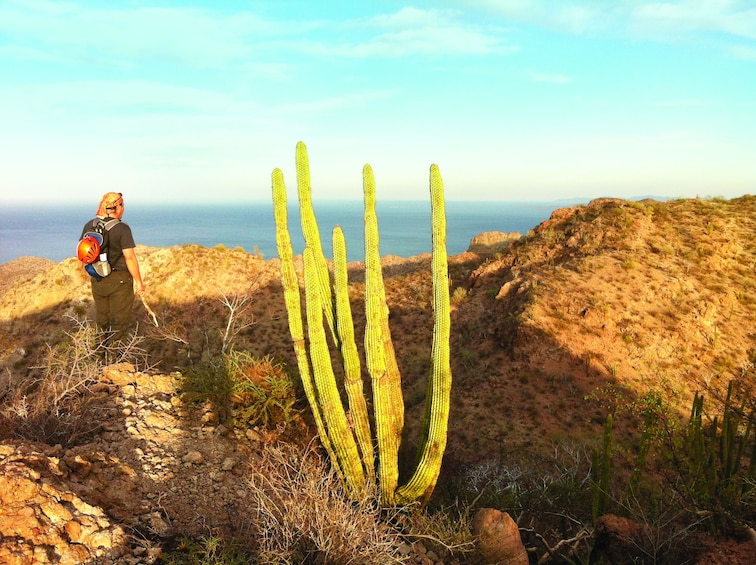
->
xmin=79 ymin=192 xmax=145 ymax=347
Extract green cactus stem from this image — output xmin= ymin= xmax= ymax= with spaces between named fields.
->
xmin=272 ymin=142 xmax=452 ymax=506
xmin=363 ymin=163 xmax=404 ymax=504
xmin=272 ymin=169 xmax=335 ymax=467
xmin=296 ymin=142 xmax=336 ymax=338
xmin=332 ymin=226 xmax=375 ymax=482
xmin=592 ymin=413 xmax=613 ymax=524
xmin=395 ymin=164 xmax=452 ymax=504
xmin=302 ymin=246 xmax=366 ymax=494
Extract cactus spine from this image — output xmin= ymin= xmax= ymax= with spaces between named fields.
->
xmin=272 ymin=141 xmax=452 ymax=506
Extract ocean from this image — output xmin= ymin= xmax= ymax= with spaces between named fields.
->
xmin=0 ymin=200 xmax=575 ymax=265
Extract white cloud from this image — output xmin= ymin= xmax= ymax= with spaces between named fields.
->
xmin=0 ymin=43 xmax=59 ymax=61
xmin=275 ymin=89 xmax=398 ymax=114
xmin=314 ymin=27 xmax=517 ymax=58
xmin=652 ymin=99 xmax=704 ymax=107
xmin=0 ymin=80 xmax=257 ymax=120
xmin=0 ymin=1 xmax=519 ymax=67
xmin=306 ymin=7 xmax=518 ymax=58
xmin=459 ymin=0 xmax=756 ymax=41
xmin=369 ymin=6 xmax=448 ymax=28
xmin=237 ymin=61 xmax=293 ymax=81
xmin=632 ymin=1 xmax=756 ymax=40
xmin=455 ymin=0 xmax=619 ymax=34
xmin=0 ymin=1 xmax=296 ymax=69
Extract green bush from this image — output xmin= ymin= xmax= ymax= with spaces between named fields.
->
xmin=179 ymin=351 xmax=299 ymax=430
xmin=590 ymin=381 xmax=755 ymax=535
xmin=159 ymin=535 xmax=247 ymax=565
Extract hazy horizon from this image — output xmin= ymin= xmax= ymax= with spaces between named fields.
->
xmin=0 ymin=199 xmax=569 ymax=265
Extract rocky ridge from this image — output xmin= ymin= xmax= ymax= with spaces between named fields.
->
xmin=0 ymin=363 xmax=266 ymax=563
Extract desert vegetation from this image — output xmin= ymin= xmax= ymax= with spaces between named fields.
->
xmin=1 ymin=194 xmax=754 ymax=563
xmin=272 ymin=142 xmax=453 ymax=506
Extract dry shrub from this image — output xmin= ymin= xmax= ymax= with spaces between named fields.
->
xmin=247 ymin=442 xmax=409 ymax=564
xmin=396 ymin=503 xmax=477 ymax=562
xmin=0 ymin=316 xmax=144 ymax=446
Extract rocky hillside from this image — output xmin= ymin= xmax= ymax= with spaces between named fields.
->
xmin=450 ymin=196 xmax=756 ymax=464
xmin=1 ymin=196 xmax=754 ymax=563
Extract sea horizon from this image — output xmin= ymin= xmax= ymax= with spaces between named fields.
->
xmin=0 ymin=200 xmax=584 ymax=266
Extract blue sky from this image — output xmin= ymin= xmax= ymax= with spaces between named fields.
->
xmin=1 ymin=1 xmax=755 ymax=204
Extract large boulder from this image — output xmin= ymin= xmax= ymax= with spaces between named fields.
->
xmin=471 ymin=507 xmax=529 ymax=565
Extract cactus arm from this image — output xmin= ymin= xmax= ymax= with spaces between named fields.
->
xmin=333 ymin=226 xmax=376 ymax=483
xmin=363 ymin=164 xmax=402 ymax=505
xmin=272 ymin=168 xmax=335 ymax=461
xmin=366 ymin=172 xmax=404 ymax=431
xmin=303 ymin=246 xmax=366 ymax=494
xmin=295 ymin=142 xmax=337 ymax=339
xmin=720 ymin=383 xmax=732 ymax=479
xmin=396 ymin=164 xmax=452 ymax=504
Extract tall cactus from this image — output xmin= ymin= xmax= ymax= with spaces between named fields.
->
xmin=271 ymin=142 xmax=452 ymax=506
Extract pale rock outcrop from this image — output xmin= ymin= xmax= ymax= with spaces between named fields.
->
xmin=0 ymin=443 xmax=126 ymax=564
xmin=467 ymin=232 xmax=521 ymax=256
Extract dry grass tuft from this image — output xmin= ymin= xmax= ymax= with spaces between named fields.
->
xmin=247 ymin=442 xmax=409 ymax=564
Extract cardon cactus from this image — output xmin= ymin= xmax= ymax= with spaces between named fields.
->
xmin=271 ymin=141 xmax=452 ymax=506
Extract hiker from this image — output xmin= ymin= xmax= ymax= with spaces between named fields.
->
xmin=79 ymin=192 xmax=145 ymax=345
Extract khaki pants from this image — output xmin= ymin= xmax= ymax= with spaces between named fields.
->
xmin=91 ymin=270 xmax=135 ymax=344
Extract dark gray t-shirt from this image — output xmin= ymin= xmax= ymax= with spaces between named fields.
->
xmin=80 ymin=218 xmax=136 ymax=272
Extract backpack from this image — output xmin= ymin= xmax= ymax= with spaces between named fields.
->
xmin=80 ymin=218 xmax=121 ymax=279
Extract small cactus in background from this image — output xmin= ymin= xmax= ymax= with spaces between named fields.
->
xmin=271 ymin=141 xmax=452 ymax=506
xmin=684 ymin=382 xmax=755 ymax=529
xmin=591 ymin=413 xmax=613 ymax=524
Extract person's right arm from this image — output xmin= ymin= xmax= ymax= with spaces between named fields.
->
xmin=122 ymin=247 xmax=145 ymax=294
